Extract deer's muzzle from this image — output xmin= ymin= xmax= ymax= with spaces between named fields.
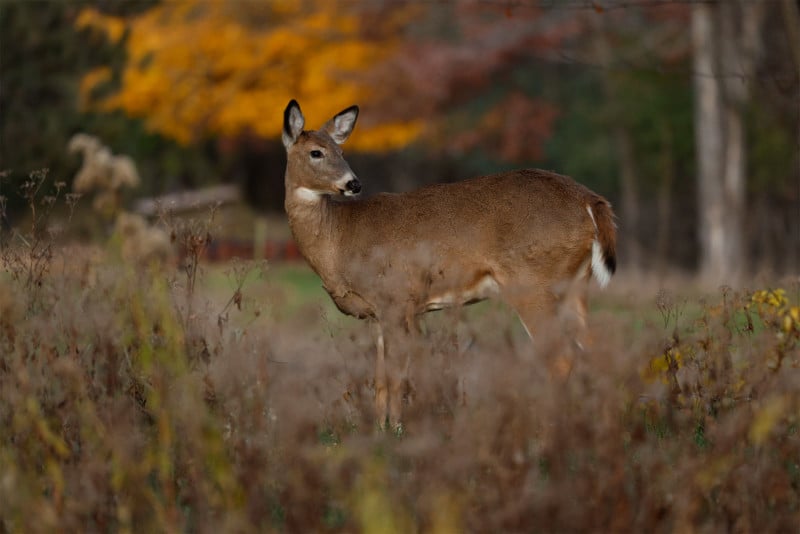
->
xmin=345 ymin=178 xmax=362 ymax=195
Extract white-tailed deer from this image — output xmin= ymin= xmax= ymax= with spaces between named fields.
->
xmin=282 ymin=100 xmax=616 ymax=430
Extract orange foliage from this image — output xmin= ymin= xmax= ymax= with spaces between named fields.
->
xmin=77 ymin=1 xmax=422 ymax=151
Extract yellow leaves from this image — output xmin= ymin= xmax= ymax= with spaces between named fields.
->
xmin=749 ymin=288 xmax=788 ymax=310
xmin=642 ymin=347 xmax=682 ymax=384
xmin=783 ymin=314 xmax=795 ymax=334
xmin=269 ymin=0 xmax=304 ymax=17
xmin=353 ymin=120 xmax=426 ymax=152
xmin=304 ymin=9 xmax=357 ymax=34
xmin=76 ymin=1 xmax=422 ymax=151
xmin=643 ymin=287 xmax=798 ymax=401
xmin=651 ymin=348 xmax=682 ymax=373
xmin=782 ymin=306 xmax=800 ymax=334
xmin=748 ymin=395 xmax=789 ymax=446
xmin=76 ymin=8 xmax=125 ymax=44
xmin=747 ymin=289 xmax=799 ymax=367
xmin=78 ymin=67 xmax=112 ymax=109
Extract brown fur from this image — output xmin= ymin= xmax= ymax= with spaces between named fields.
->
xmin=592 ymin=197 xmax=617 ymax=275
xmin=282 ymin=100 xmax=617 ymax=429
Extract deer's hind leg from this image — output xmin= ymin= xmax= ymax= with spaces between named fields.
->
xmin=505 ymin=277 xmax=589 ymax=379
xmin=505 ymin=288 xmax=558 ymax=348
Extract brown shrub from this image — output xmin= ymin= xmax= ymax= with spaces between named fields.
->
xmin=1 ymin=228 xmax=799 ymax=532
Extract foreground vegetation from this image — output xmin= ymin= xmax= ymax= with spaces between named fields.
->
xmin=1 ymin=182 xmax=799 ymax=532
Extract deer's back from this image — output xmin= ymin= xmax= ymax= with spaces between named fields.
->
xmin=347 ymin=169 xmax=598 ymax=253
xmin=331 ymin=169 xmax=602 ymax=314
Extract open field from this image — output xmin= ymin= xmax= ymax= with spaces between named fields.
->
xmin=4 ymin=0 xmax=799 ymax=530
xmin=1 ymin=241 xmax=799 ymax=532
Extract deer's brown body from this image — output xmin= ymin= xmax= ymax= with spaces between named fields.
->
xmin=282 ymin=100 xmax=616 ymax=430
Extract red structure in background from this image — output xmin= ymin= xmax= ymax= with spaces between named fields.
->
xmin=135 ymin=186 xmax=303 ymax=263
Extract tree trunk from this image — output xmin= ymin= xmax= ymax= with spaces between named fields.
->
xmin=691 ymin=1 xmax=764 ymax=284
xmin=691 ymin=3 xmax=727 ymax=281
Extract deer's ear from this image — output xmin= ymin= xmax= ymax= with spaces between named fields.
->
xmin=323 ymin=105 xmax=359 ymax=145
xmin=282 ymin=100 xmax=305 ymax=148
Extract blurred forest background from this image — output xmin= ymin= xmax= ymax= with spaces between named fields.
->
xmin=2 ymin=0 xmax=798 ymax=283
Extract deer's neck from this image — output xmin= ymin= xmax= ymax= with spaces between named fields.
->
xmin=285 ymin=188 xmax=347 ymax=286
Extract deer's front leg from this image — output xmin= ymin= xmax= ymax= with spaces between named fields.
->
xmin=373 ymin=321 xmax=389 ymax=429
xmin=373 ymin=321 xmax=407 ymax=433
xmin=383 ymin=315 xmax=420 ymax=434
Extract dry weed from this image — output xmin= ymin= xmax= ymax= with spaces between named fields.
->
xmin=1 ymin=176 xmax=799 ymax=531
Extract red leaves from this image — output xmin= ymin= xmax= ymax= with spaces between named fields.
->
xmin=448 ymin=92 xmax=560 ymax=163
xmin=363 ymin=4 xmax=578 ymax=160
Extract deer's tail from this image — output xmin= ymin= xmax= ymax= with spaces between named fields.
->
xmin=586 ymin=198 xmax=617 ymax=288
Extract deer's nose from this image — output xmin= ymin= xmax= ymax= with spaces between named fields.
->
xmin=346 ymin=179 xmax=361 ymax=194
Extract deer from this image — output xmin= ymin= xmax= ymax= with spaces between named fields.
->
xmin=281 ymin=99 xmax=617 ymax=432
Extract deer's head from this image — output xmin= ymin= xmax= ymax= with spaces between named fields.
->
xmin=282 ymin=100 xmax=361 ymax=200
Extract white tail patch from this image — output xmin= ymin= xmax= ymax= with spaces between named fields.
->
xmin=586 ymin=205 xmax=611 ymax=288
xmin=591 ymin=240 xmax=611 ymax=288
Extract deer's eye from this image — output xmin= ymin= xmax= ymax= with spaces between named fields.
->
xmin=310 ymin=150 xmax=323 ymax=159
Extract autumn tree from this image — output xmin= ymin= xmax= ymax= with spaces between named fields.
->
xmin=374 ymin=2 xmax=573 ymax=162
xmin=77 ymin=0 xmax=423 ymax=152
xmin=72 ymin=0 xmax=798 ymax=278
xmin=77 ymin=2 xmax=581 ymax=163
xmin=75 ymin=0 xmax=577 ymax=211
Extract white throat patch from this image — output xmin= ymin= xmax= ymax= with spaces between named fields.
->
xmin=294 ymin=187 xmax=323 ymax=203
